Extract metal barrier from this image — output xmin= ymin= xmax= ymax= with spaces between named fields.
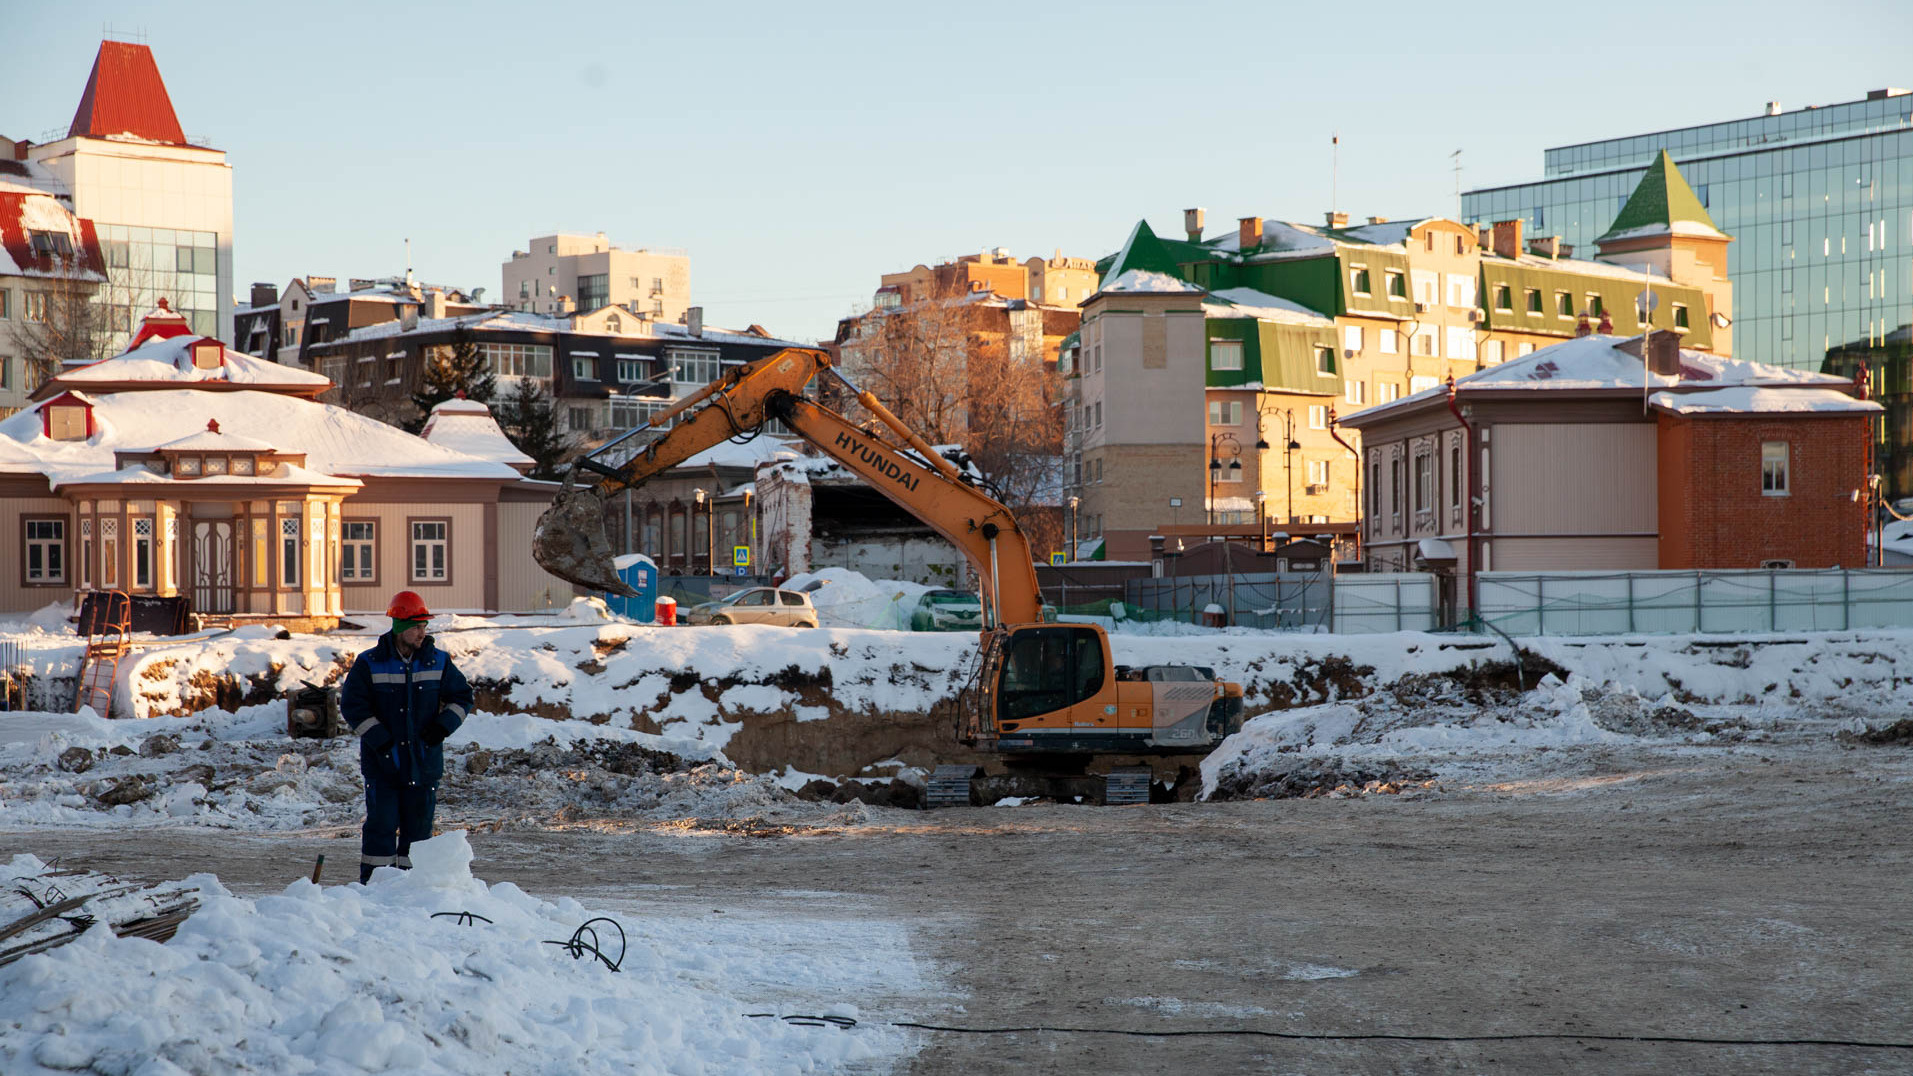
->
xmin=1478 ymin=569 xmax=1913 ymax=636
xmin=0 ymin=641 xmax=19 ymax=711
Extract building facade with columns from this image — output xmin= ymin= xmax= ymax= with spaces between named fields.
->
xmin=0 ymin=306 xmax=568 ymax=626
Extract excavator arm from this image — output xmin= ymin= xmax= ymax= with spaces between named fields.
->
xmin=532 ymin=347 xmax=1043 ymax=627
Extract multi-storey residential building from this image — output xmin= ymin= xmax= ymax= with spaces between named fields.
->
xmin=0 ymin=179 xmax=107 ymax=414
xmin=876 ymin=248 xmax=1100 ymax=309
xmin=233 ymin=275 xmax=487 ymax=365
xmin=1464 ymin=88 xmax=1912 ymax=373
xmin=1073 ymin=159 xmax=1728 ymax=558
xmin=4 ymin=41 xmax=234 ymax=344
xmin=306 ymin=304 xmax=801 ymax=440
xmin=502 ymin=234 xmax=690 ymax=324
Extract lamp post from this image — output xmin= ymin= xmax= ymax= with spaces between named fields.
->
xmin=1276 ymin=408 xmax=1301 ymax=525
xmin=742 ymin=489 xmax=755 ymax=578
xmin=693 ymin=488 xmax=713 ymax=576
xmin=1067 ymin=496 xmax=1079 ymax=560
xmin=1253 ymin=489 xmax=1267 ymax=552
xmin=1208 ymin=432 xmax=1243 ymax=533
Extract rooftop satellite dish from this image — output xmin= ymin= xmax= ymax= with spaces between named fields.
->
xmin=1634 ymin=291 xmax=1660 ymax=318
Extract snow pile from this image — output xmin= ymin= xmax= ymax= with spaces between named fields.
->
xmin=0 ymin=834 xmax=918 ymax=1075
xmin=0 ymin=703 xmax=809 ymax=831
xmin=783 ymin=568 xmax=934 ymax=630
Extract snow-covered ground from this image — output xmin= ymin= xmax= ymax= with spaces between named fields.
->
xmin=7 ymin=577 xmax=1913 ymax=1073
xmin=1 ymin=834 xmax=928 ymax=1075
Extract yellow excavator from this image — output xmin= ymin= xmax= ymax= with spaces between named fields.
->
xmin=531 ymin=347 xmax=1244 ymax=799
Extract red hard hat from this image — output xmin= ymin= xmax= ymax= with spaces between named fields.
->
xmin=386 ymin=591 xmax=433 ymax=620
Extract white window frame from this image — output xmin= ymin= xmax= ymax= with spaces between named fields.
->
xmin=1379 ymin=329 xmax=1399 ymax=355
xmin=342 ymin=521 xmax=376 ymax=582
xmin=25 ymin=518 xmax=65 ymax=584
xmin=1344 ymin=380 xmax=1366 ymax=405
xmin=571 ymin=354 xmax=599 ymax=381
xmin=667 ymin=347 xmax=721 ymax=386
xmin=1208 ymin=400 xmax=1243 ymax=426
xmin=1209 ymin=340 xmax=1244 ymax=371
xmin=1307 ymin=405 xmax=1327 ymax=430
xmin=410 ymin=520 xmax=449 ymax=583
xmin=1761 ymin=442 xmax=1790 ymax=496
xmin=1343 ymin=325 xmax=1363 ymax=353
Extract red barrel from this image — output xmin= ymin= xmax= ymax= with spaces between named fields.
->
xmin=655 ymin=596 xmax=677 ymax=626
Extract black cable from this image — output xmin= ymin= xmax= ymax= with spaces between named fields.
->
xmin=746 ymin=1013 xmax=858 ymax=1030
xmin=430 ymin=911 xmax=493 ymax=926
xmin=885 ymin=1022 xmax=1913 ymax=1050
xmin=542 ymin=916 xmax=626 ymax=973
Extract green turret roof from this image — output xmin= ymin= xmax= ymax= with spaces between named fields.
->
xmin=1598 ymin=150 xmax=1727 ymax=242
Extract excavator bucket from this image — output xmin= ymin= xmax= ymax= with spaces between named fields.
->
xmin=532 ymin=483 xmax=637 ymax=597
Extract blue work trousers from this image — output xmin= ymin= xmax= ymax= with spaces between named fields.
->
xmin=361 ymin=772 xmax=437 ymax=883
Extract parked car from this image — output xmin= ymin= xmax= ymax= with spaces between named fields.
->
xmin=684 ymin=587 xmax=819 ymax=628
xmin=910 ymin=588 xmax=983 ymax=632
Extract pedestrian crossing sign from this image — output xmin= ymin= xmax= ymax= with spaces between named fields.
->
xmin=1049 ymin=552 xmax=1066 ymax=565
xmin=733 ymin=545 xmax=751 ymax=567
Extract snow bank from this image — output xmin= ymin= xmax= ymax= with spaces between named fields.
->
xmin=783 ymin=568 xmax=934 ymax=630
xmin=0 ymin=833 xmax=920 ymax=1075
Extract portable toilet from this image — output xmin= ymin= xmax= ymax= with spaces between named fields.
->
xmin=606 ymin=553 xmax=659 ymax=622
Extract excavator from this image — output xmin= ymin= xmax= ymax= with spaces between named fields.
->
xmin=531 ymin=347 xmax=1244 ymax=802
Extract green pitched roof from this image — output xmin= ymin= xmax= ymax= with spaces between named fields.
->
xmin=1598 ymin=150 xmax=1725 ymax=241
xmin=1099 ymin=220 xmax=1188 ymax=283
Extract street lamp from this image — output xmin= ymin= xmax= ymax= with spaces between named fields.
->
xmin=1067 ymin=496 xmax=1079 ymax=560
xmin=1253 ymin=489 xmax=1267 ymax=552
xmin=1209 ymin=432 xmax=1243 ymax=529
xmin=693 ymin=488 xmax=713 ymax=576
xmin=1265 ymin=408 xmax=1300 ymax=525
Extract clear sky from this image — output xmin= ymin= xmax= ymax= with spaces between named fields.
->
xmin=6 ymin=0 xmax=1909 ymax=344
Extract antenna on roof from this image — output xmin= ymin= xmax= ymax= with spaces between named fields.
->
xmin=1450 ymin=149 xmax=1463 ymax=221
xmin=101 ymin=23 xmax=149 ymax=43
xmin=1331 ymin=132 xmax=1339 ymax=217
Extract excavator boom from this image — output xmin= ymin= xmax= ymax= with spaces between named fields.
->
xmin=532 ymin=348 xmax=1041 ymax=626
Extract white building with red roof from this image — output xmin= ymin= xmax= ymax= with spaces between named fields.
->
xmin=0 ymin=308 xmax=571 ymax=627
xmin=4 ymin=40 xmax=233 ymax=345
xmin=0 ymin=178 xmax=108 ymax=414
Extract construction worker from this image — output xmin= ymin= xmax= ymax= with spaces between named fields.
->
xmin=340 ymin=590 xmax=472 ymax=884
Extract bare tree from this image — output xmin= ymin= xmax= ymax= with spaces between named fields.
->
xmin=838 ymin=285 xmax=1067 ymax=555
xmin=7 ymin=257 xmax=111 ymax=390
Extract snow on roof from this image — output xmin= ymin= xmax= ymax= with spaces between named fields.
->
xmin=1598 ymin=220 xmax=1729 ymax=243
xmin=1648 ymin=386 xmax=1882 ymax=416
xmin=682 ymin=436 xmax=805 ymax=471
xmin=49 ymin=334 xmax=331 ymax=392
xmin=1203 ymin=287 xmax=1334 ymax=327
xmin=419 ymin=398 xmax=534 ymax=468
xmin=1100 ymin=269 xmax=1203 ymax=294
xmin=0 ymin=186 xmax=105 ymax=280
xmin=336 ymin=309 xmax=802 ymax=350
xmin=1335 ymin=219 xmax=1428 ymax=246
xmin=155 ymin=426 xmax=278 ymax=452
xmin=0 ymin=389 xmax=524 ymax=483
xmin=53 ymin=460 xmax=361 ymax=491
xmin=1343 ymin=334 xmax=1866 ymax=425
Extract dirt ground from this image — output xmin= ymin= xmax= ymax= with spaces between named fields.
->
xmin=9 ymin=742 xmax=1911 ymax=1076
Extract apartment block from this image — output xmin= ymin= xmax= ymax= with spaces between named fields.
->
xmin=503 ymin=233 xmax=690 ymax=324
xmin=876 ymin=247 xmax=1099 ymax=309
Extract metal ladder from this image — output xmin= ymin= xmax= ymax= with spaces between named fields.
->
xmin=73 ymin=591 xmax=131 ymax=718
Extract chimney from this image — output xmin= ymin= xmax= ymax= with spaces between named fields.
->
xmin=1237 ymin=216 xmax=1263 ymax=251
xmin=1530 ymin=235 xmax=1562 ymax=260
xmin=1574 ymin=314 xmax=1592 ymax=337
xmin=424 ymin=290 xmax=448 ymax=320
xmin=250 ymin=282 xmax=279 ymax=307
xmin=1649 ymin=329 xmax=1681 ymax=377
xmin=687 ymin=306 xmax=704 ymax=337
xmin=1184 ymin=207 xmax=1206 ymax=241
xmin=557 ymin=295 xmax=576 ymax=315
xmin=1324 ymin=211 xmax=1349 ymax=228
xmin=1765 ymin=100 xmax=1783 ymax=116
xmin=1616 ymin=329 xmax=1684 ymax=378
xmin=1491 ymin=219 xmax=1524 ymax=261
xmin=1477 ymin=226 xmax=1493 ymax=250
xmin=1366 ymin=216 xmax=1389 ymax=225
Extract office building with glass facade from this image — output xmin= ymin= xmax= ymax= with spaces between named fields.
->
xmin=10 ymin=41 xmax=233 ymax=348
xmin=1464 ymin=89 xmax=1913 ymax=373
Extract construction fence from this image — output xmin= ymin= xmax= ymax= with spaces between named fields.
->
xmin=1046 ymin=572 xmax=1439 ymax=634
xmin=1477 ymin=569 xmax=1913 ymax=635
xmin=1049 ymin=567 xmax=1913 ymax=636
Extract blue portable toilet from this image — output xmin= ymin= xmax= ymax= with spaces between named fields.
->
xmin=606 ymin=553 xmax=659 ymax=622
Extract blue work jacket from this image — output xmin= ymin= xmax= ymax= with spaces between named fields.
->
xmin=340 ymin=632 xmax=472 ymax=786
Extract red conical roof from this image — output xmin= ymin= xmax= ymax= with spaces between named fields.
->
xmin=67 ymin=41 xmax=187 ymax=145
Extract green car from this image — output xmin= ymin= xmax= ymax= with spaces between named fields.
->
xmin=910 ymin=589 xmax=983 ymax=632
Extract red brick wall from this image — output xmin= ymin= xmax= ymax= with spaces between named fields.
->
xmin=1657 ymin=413 xmax=1871 ymax=569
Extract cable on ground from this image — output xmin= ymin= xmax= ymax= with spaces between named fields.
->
xmin=883 ymin=1021 xmax=1913 ymax=1050
xmin=542 ymin=916 xmax=626 ymax=972
xmin=430 ymin=911 xmax=493 ymax=926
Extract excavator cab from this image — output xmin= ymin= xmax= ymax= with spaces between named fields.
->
xmin=966 ymin=624 xmax=1244 ymax=755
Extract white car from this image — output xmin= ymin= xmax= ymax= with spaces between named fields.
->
xmin=684 ymin=587 xmax=820 ymax=628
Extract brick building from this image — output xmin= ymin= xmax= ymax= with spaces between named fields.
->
xmin=1340 ymin=329 xmax=1878 ymax=614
